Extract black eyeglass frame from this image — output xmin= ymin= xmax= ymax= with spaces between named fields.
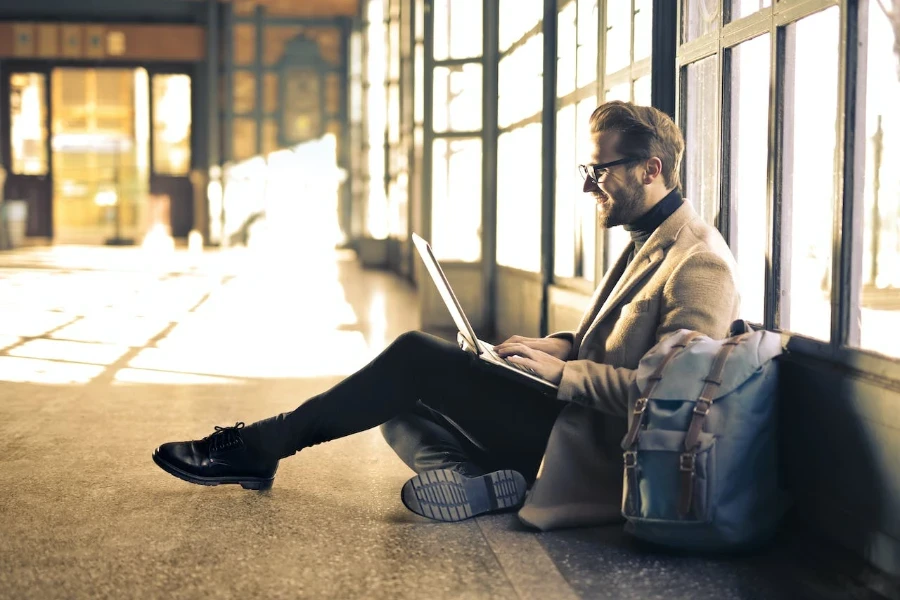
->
xmin=577 ymin=157 xmax=648 ymax=184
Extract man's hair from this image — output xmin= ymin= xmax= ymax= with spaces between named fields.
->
xmin=588 ymin=101 xmax=684 ymax=190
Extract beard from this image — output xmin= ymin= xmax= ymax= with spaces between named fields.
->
xmin=596 ymin=172 xmax=646 ymax=228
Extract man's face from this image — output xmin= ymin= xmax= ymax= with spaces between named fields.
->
xmin=583 ymin=131 xmax=647 ymax=228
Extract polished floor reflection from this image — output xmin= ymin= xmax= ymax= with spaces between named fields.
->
xmin=0 ymin=246 xmax=883 ymax=600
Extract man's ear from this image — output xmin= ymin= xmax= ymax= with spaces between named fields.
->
xmin=642 ymin=157 xmax=663 ymax=185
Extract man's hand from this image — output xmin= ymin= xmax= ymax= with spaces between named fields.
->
xmin=494 ymin=338 xmax=568 ymax=386
xmin=497 ymin=335 xmax=572 ymax=361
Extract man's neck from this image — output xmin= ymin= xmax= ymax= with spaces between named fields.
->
xmin=624 ymin=188 xmax=683 ymax=252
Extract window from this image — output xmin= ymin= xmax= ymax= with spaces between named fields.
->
xmin=497 ymin=2 xmax=544 ymax=271
xmin=434 ymin=0 xmax=482 ymax=60
xmin=433 ymin=64 xmax=483 ymax=132
xmin=497 ymin=123 xmax=543 ymax=271
xmin=431 ymin=138 xmax=482 ymax=261
xmin=683 ymin=0 xmax=720 ymax=43
xmin=430 ymin=0 xmax=484 ymax=261
xmin=9 ymin=73 xmax=48 ymax=176
xmin=555 ymin=103 xmax=578 ymax=278
xmin=498 ymin=33 xmax=544 ymax=128
xmin=683 ymin=55 xmax=719 ymax=227
xmin=857 ymin=2 xmax=900 ymax=358
xmin=576 ymin=0 xmax=599 ymax=88
xmin=605 ymin=0 xmax=632 ymax=75
xmin=366 ymin=0 xmax=389 ymax=239
xmin=781 ymin=7 xmax=840 ymax=341
xmin=499 ymin=0 xmax=543 ymax=52
xmin=728 ymin=0 xmax=771 ymax=23
xmin=152 ymin=74 xmax=191 ymax=176
xmin=727 ymin=34 xmax=769 ymax=324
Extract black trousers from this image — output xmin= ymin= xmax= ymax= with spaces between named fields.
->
xmin=244 ymin=331 xmax=565 ymax=482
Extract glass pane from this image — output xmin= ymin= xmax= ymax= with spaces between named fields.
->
xmin=683 ymin=56 xmax=719 ymax=226
xmin=10 ymin=73 xmax=48 ymax=176
xmin=367 ymin=0 xmax=389 ymax=239
xmin=858 ymin=4 xmax=900 ymax=358
xmin=576 ymin=97 xmax=598 ymax=280
xmin=233 ymin=118 xmax=257 ymax=162
xmin=634 ymin=0 xmax=653 ymax=62
xmin=388 ymin=84 xmax=400 ymax=143
xmin=682 ymin=0 xmax=720 ymax=43
xmin=605 ymin=0 xmax=632 ymax=75
xmin=728 ymin=34 xmax=769 ymax=325
xmin=577 ymin=0 xmax=599 ymax=88
xmin=499 ymin=0 xmax=543 ymax=52
xmin=389 ymin=20 xmax=401 ymax=81
xmin=497 ymin=124 xmax=542 ymax=271
xmin=498 ymin=34 xmax=544 ymax=128
xmin=433 ymin=63 xmax=483 ymax=132
xmin=634 ymin=75 xmax=651 ymax=105
xmin=434 ymin=0 xmax=483 ymax=60
xmin=51 ymin=68 xmax=146 ymax=244
xmin=555 ymin=104 xmax=577 ymax=278
xmin=414 ymin=43 xmax=425 ymax=123
xmin=605 ymin=81 xmax=630 ymax=101
xmin=262 ymin=118 xmax=278 ymax=155
xmin=233 ymin=71 xmax=255 ymax=114
xmin=152 ymin=74 xmax=192 ymax=176
xmin=415 ymin=0 xmax=425 ymax=41
xmin=558 ymin=2 xmax=578 ymax=98
xmin=432 ymin=138 xmax=482 ymax=261
xmin=783 ymin=7 xmax=839 ymax=340
xmin=729 ymin=0 xmax=771 ymax=23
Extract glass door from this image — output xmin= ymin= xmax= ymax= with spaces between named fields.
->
xmin=3 ymin=68 xmax=53 ymax=239
xmin=50 ymin=67 xmax=149 ymax=245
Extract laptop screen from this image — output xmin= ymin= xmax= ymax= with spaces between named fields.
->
xmin=411 ymin=233 xmax=481 ymax=353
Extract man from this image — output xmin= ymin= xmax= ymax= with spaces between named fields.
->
xmin=153 ymin=101 xmax=739 ymax=527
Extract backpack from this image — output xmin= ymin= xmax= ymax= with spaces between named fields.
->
xmin=620 ymin=320 xmax=785 ymax=551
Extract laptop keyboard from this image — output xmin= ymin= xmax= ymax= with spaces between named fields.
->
xmin=483 ymin=344 xmax=534 ymax=375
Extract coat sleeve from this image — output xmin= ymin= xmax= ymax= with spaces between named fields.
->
xmin=555 ymin=251 xmax=739 ymax=417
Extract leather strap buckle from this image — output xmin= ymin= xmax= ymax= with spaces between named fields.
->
xmin=623 ymin=450 xmax=638 ymax=468
xmin=633 ymin=397 xmax=648 ymax=415
xmin=693 ymin=399 xmax=711 ymax=416
xmin=679 ymin=452 xmax=695 ymax=472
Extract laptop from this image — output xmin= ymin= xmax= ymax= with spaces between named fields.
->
xmin=411 ymin=233 xmax=559 ymax=395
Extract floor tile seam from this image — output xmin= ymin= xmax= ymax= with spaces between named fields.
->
xmin=474 ymin=517 xmax=581 ymax=600
xmin=85 ymin=321 xmax=182 ymax=387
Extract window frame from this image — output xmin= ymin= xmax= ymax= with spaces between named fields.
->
xmin=675 ymin=0 xmax=900 ymax=375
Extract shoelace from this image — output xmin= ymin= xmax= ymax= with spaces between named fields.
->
xmin=206 ymin=422 xmax=246 ymax=453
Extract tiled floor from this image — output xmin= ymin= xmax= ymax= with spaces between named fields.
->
xmin=0 ymin=244 xmax=893 ymax=599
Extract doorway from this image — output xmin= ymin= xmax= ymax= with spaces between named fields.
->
xmin=51 ymin=67 xmax=150 ymax=245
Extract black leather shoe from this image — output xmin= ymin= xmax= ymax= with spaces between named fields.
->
xmin=152 ymin=422 xmax=278 ymax=490
xmin=401 ymin=468 xmax=527 ymax=522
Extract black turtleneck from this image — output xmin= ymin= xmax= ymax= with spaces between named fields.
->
xmin=624 ymin=188 xmax=683 ymax=258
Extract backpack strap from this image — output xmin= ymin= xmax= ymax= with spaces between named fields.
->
xmin=622 ymin=331 xmax=703 ymax=514
xmin=677 ymin=332 xmax=754 ymax=517
xmin=622 ymin=331 xmax=704 ymax=450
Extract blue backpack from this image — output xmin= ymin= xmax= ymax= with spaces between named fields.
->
xmin=620 ymin=321 xmax=785 ymax=551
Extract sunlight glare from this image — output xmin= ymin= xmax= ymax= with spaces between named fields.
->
xmin=0 ymin=356 xmax=105 ymax=384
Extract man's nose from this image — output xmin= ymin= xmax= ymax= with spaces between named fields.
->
xmin=583 ymin=177 xmax=598 ymax=193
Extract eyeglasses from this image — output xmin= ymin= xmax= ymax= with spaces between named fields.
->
xmin=577 ymin=157 xmax=646 ymax=184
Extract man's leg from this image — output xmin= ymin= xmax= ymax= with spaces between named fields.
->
xmin=242 ymin=331 xmax=563 ymax=460
xmin=153 ymin=331 xmax=563 ymax=494
xmin=380 ymin=402 xmax=492 ymax=478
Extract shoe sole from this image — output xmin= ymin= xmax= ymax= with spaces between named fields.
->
xmin=152 ymin=451 xmax=274 ymax=491
xmin=401 ymin=469 xmax=526 ymax=522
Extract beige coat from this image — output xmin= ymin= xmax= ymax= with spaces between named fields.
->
xmin=518 ymin=201 xmax=740 ymax=530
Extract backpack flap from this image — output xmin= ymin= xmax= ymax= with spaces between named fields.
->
xmin=634 ymin=329 xmax=783 ymax=403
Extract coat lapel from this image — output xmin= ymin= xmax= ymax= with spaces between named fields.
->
xmin=582 ymin=202 xmax=698 ymax=341
xmin=573 ymin=245 xmax=632 ymax=336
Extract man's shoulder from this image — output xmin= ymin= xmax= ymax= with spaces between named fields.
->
xmin=672 ymin=212 xmax=735 ymax=265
